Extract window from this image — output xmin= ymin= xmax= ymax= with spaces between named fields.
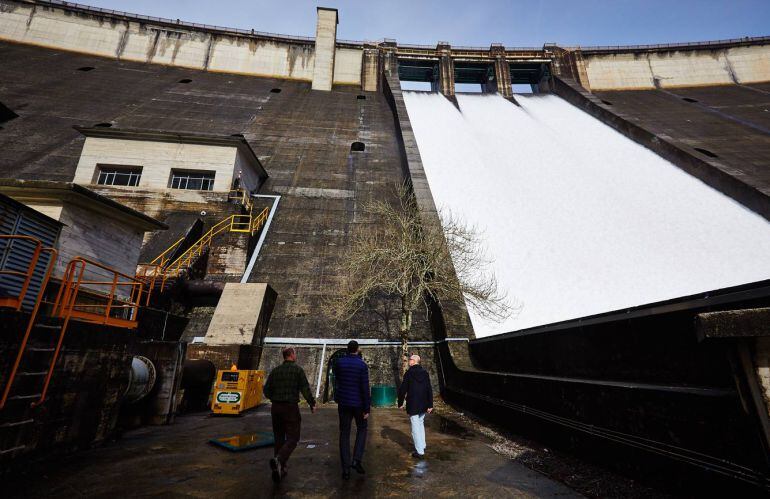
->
xmin=351 ymin=142 xmax=365 ymax=152
xmin=178 ymin=78 xmax=192 ymax=84
xmin=96 ymin=165 xmax=142 ymax=187
xmin=170 ymin=170 xmax=216 ymax=191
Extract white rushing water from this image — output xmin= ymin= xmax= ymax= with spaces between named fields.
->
xmin=402 ymin=91 xmax=770 ymax=337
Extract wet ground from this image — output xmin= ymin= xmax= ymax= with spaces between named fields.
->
xmin=7 ymin=406 xmax=581 ymax=498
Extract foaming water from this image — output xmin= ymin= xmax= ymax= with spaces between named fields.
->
xmin=403 ymin=91 xmax=770 ymax=337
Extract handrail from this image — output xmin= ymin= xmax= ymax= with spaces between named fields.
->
xmin=149 ymin=237 xmax=185 ymax=267
xmin=53 ymin=257 xmax=144 ymax=329
xmin=0 ymin=246 xmax=57 ymax=410
xmin=135 ymin=192 xmax=272 ymax=303
xmin=0 ymin=235 xmax=43 ymax=311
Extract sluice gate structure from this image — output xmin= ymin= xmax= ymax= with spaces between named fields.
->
xmin=1 ymin=0 xmax=770 ymax=494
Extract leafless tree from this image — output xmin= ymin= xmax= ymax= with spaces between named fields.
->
xmin=329 ymin=183 xmax=516 ymax=373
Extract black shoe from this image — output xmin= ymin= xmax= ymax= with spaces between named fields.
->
xmin=351 ymin=460 xmax=365 ymax=474
xmin=411 ymin=451 xmax=425 ymax=459
xmin=342 ymin=469 xmax=351 ymax=480
xmin=270 ymin=457 xmax=282 ymax=483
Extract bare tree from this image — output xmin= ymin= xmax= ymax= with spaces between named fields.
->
xmin=329 ymin=183 xmax=515 ymax=373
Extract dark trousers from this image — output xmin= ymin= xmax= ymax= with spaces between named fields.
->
xmin=338 ymin=405 xmax=367 ymax=469
xmin=271 ymin=402 xmax=301 ymax=468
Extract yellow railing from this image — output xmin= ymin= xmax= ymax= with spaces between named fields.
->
xmin=136 ymin=200 xmax=270 ymax=300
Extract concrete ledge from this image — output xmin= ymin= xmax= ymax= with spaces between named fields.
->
xmin=696 ymin=308 xmax=770 ymax=341
xmin=203 ymin=282 xmax=277 ymax=346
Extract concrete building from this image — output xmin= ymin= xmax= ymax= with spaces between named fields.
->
xmin=72 ymin=127 xmax=268 ymax=194
xmin=0 ymin=179 xmax=166 ymax=277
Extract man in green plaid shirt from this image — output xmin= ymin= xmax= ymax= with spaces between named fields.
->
xmin=263 ymin=347 xmax=316 ymax=483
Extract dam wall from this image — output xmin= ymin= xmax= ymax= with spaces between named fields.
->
xmin=578 ymin=39 xmax=770 ymax=90
xmin=0 ymin=0 xmax=363 ymax=85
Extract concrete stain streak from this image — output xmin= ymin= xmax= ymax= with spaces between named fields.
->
xmin=115 ymin=24 xmax=129 ymax=60
xmin=146 ymin=29 xmax=160 ymax=62
xmin=203 ymin=34 xmax=215 ymax=70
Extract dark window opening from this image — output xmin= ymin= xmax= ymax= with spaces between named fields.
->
xmin=77 ymin=66 xmax=95 ymax=72
xmin=0 ymin=102 xmax=19 ymax=123
xmin=600 ymin=99 xmax=613 ymax=106
xmin=357 ymin=95 xmax=366 ymax=100
xmin=694 ymin=147 xmax=718 ymax=158
xmin=178 ymin=78 xmax=192 ymax=84
xmin=270 ymin=88 xmax=281 ymax=93
xmin=351 ymin=142 xmax=365 ymax=152
xmin=94 ymin=122 xmax=113 ymax=128
xmin=170 ymin=170 xmax=216 ymax=191
xmin=682 ymin=97 xmax=699 ymax=103
xmin=96 ymin=165 xmax=142 ymax=187
xmin=230 ymin=133 xmax=245 ymax=138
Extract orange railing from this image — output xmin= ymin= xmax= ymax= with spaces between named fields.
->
xmin=1 ymin=240 xmax=147 ymax=409
xmin=53 ymin=257 xmax=145 ymax=329
xmin=0 ymin=243 xmax=57 ymax=410
xmin=0 ymin=235 xmax=44 ymax=310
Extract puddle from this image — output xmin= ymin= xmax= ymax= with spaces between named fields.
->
xmin=208 ymin=431 xmax=274 ymax=452
xmin=435 ymin=416 xmax=475 ymax=440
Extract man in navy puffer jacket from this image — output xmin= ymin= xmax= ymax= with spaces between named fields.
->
xmin=333 ymin=340 xmax=371 ymax=480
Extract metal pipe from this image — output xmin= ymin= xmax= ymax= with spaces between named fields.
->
xmin=124 ymin=356 xmax=157 ymax=404
xmin=315 ymin=342 xmax=327 ymax=399
xmin=262 ymin=337 xmax=469 ymax=346
xmin=241 ymin=194 xmax=280 ymax=284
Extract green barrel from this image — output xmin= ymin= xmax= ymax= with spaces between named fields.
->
xmin=370 ymin=385 xmax=397 ymax=407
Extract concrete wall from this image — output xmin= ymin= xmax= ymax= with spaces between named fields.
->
xmin=73 ymin=137 xmax=247 ymax=192
xmin=24 ymin=199 xmax=144 ymax=277
xmin=582 ymin=44 xmax=770 ymax=90
xmin=233 ymin=149 xmax=262 ymax=193
xmin=0 ymin=1 xmax=360 ymax=85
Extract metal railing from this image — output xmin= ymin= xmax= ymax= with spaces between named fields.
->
xmin=136 ymin=201 xmax=270 ymax=297
xmin=0 ymin=243 xmax=57 ymax=410
xmin=39 ymin=0 xmax=318 ymax=43
xmin=0 ymin=235 xmax=44 ymax=311
xmin=53 ymin=257 xmax=145 ymax=329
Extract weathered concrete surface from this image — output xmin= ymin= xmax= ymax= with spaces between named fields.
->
xmin=581 ymin=43 xmax=770 ymax=90
xmin=311 ymin=8 xmax=337 ymax=91
xmin=0 ymin=0 xmax=363 ymax=85
xmin=204 ymin=283 xmax=276 ymax=345
xmin=4 ymin=406 xmax=580 ymax=498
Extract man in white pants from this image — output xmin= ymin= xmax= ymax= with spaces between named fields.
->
xmin=397 ymin=354 xmax=434 ymax=458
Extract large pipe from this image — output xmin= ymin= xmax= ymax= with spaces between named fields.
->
xmin=124 ymin=356 xmax=156 ymax=404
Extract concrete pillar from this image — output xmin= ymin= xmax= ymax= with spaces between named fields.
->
xmin=204 ymin=283 xmax=277 ymax=346
xmin=361 ymin=43 xmax=379 ymax=92
xmin=436 ymin=42 xmax=455 ymax=96
xmin=490 ymin=44 xmax=512 ymax=98
xmin=312 ymin=7 xmax=338 ymax=91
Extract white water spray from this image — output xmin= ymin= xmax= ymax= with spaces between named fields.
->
xmin=403 ymin=91 xmax=770 ymax=337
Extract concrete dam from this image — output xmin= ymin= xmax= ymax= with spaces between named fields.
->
xmin=1 ymin=0 xmax=770 ymax=495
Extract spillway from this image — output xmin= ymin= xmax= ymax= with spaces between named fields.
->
xmin=403 ymin=91 xmax=770 ymax=337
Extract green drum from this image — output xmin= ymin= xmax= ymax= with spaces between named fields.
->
xmin=370 ymin=385 xmax=397 ymax=407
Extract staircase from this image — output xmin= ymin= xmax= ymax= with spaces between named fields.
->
xmin=136 ymin=192 xmax=269 ymax=305
xmin=0 ymin=317 xmax=64 ymax=457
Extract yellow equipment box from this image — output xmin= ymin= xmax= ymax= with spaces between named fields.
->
xmin=212 ymin=368 xmax=265 ymax=415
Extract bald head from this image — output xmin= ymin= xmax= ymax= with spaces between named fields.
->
xmin=408 ymin=354 xmax=420 ymax=367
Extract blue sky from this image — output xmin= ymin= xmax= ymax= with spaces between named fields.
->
xmin=85 ymin=0 xmax=769 ymax=47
